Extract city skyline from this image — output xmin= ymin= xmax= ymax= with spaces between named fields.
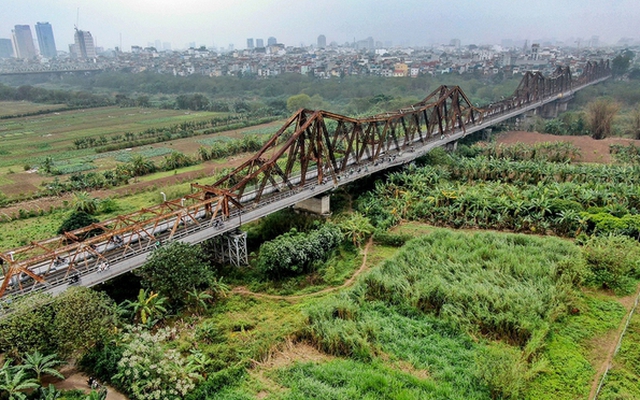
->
xmin=1 ymin=0 xmax=639 ymax=52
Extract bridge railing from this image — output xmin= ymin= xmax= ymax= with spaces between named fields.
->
xmin=0 ymin=61 xmax=611 ymax=299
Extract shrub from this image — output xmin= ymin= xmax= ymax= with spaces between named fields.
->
xmin=256 ymin=225 xmax=342 ymax=279
xmin=113 ymin=327 xmax=200 ymax=399
xmin=582 ymin=235 xmax=640 ymax=294
xmin=57 ymin=210 xmax=99 ymax=235
xmin=372 ymin=230 xmax=412 ymax=247
xmin=78 ymin=342 xmax=125 ymax=385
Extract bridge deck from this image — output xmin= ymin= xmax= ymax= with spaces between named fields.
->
xmin=0 ymin=69 xmax=611 ymax=302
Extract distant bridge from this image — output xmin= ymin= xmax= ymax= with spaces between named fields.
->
xmin=0 ymin=65 xmax=103 ymax=76
xmin=0 ymin=60 xmax=611 ymax=301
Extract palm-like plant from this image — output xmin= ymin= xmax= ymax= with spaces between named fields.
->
xmin=0 ymin=360 xmax=39 ymax=400
xmin=72 ymin=191 xmax=99 ymax=215
xmin=186 ymin=288 xmax=213 ymax=316
xmin=37 ymin=384 xmax=61 ymax=400
xmin=21 ymin=351 xmax=64 ymax=384
xmin=121 ymin=289 xmax=168 ymax=326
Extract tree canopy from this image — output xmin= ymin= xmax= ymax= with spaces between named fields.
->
xmin=135 ymin=241 xmax=215 ymax=303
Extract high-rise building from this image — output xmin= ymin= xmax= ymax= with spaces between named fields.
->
xmin=267 ymin=36 xmax=277 ymax=46
xmin=317 ymin=34 xmax=326 ymax=49
xmin=74 ymin=28 xmax=97 ymax=58
xmin=246 ymin=38 xmax=254 ymax=49
xmin=256 ymin=38 xmax=264 ymax=48
xmin=12 ymin=25 xmax=37 ymax=59
xmin=35 ymin=22 xmax=57 ymax=58
xmin=0 ymin=39 xmax=14 ymax=58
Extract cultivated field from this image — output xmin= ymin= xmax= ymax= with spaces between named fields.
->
xmin=0 ymin=100 xmax=67 ymax=117
xmin=0 ymin=104 xmax=284 ymax=198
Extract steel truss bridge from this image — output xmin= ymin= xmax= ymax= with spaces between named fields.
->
xmin=0 ymin=65 xmax=103 ymax=76
xmin=0 ymin=60 xmax=611 ymax=301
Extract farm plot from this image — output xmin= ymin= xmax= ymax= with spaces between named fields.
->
xmin=0 ymin=101 xmax=67 ymax=117
xmin=0 ymin=106 xmax=228 ymax=168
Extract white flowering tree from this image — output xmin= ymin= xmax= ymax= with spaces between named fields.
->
xmin=114 ymin=327 xmax=201 ymax=400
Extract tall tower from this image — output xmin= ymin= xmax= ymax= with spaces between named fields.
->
xmin=12 ymin=25 xmax=37 ymax=59
xmin=35 ymin=22 xmax=57 ymax=58
xmin=317 ymin=34 xmax=326 ymax=49
xmin=246 ymin=38 xmax=254 ymax=50
xmin=256 ymin=38 xmax=264 ymax=48
xmin=267 ymin=37 xmax=277 ymax=46
xmin=0 ymin=39 xmax=13 ymax=58
xmin=74 ymin=28 xmax=97 ymax=58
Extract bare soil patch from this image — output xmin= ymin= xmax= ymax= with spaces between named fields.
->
xmin=496 ymin=131 xmax=640 ymax=164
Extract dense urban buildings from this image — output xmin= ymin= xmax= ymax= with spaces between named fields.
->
xmin=0 ymin=27 xmax=635 ymax=81
xmin=35 ymin=22 xmax=57 ymax=58
xmin=11 ymin=25 xmax=37 ymax=59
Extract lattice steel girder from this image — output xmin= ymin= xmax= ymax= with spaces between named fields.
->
xmin=0 ymin=195 xmax=225 ymax=297
xmin=0 ymin=61 xmax=612 ymax=299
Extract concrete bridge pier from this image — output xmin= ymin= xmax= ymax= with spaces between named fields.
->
xmin=294 ymin=195 xmax=331 ymax=215
xmin=539 ymin=95 xmax=573 ymax=119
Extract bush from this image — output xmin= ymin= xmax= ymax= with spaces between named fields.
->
xmin=372 ymin=230 xmax=412 ymax=247
xmin=78 ymin=342 xmax=125 ymax=385
xmin=0 ymin=287 xmax=117 ymax=358
xmin=475 ymin=342 xmax=547 ymax=399
xmin=113 ymin=327 xmax=199 ymax=399
xmin=256 ymin=225 xmax=342 ymax=279
xmin=52 ymin=287 xmax=118 ymax=358
xmin=582 ymin=235 xmax=640 ymax=294
xmin=57 ymin=210 xmax=99 ymax=235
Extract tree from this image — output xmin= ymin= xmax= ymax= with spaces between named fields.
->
xmin=0 ymin=360 xmax=39 ymax=400
xmin=57 ymin=211 xmax=99 ymax=235
xmin=629 ymin=106 xmax=640 ymax=140
xmin=21 ymin=351 xmax=64 ymax=384
xmin=286 ymin=93 xmax=312 ymax=112
xmin=36 ymin=384 xmax=61 ymax=400
xmin=611 ymin=50 xmax=634 ymax=77
xmin=586 ymin=99 xmax=619 ymax=140
xmin=51 ymin=287 xmax=118 ymax=358
xmin=134 ymin=241 xmax=215 ymax=303
xmin=128 ymin=154 xmax=156 ymax=177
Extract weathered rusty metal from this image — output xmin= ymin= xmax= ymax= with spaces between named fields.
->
xmin=0 ymin=60 xmax=611 ymax=298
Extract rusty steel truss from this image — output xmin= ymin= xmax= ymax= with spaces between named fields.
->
xmin=0 ymin=60 xmax=610 ymax=298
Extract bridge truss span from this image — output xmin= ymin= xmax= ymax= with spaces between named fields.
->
xmin=0 ymin=59 xmax=611 ymax=300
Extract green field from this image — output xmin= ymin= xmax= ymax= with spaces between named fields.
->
xmin=0 ymin=101 xmax=68 ymax=117
xmin=0 ymin=106 xmax=230 ymax=168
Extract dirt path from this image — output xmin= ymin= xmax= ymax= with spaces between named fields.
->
xmin=42 ymin=365 xmax=128 ymax=399
xmin=231 ymin=238 xmax=373 ymax=301
xmin=587 ymin=285 xmax=640 ymax=399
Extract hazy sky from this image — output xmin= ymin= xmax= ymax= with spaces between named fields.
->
xmin=2 ymin=0 xmax=638 ymax=51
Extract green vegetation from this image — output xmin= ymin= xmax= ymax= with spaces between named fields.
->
xmin=598 ymin=308 xmax=640 ymax=399
xmin=256 ymin=225 xmax=342 ymax=279
xmin=2 ymin=71 xmax=640 ymax=399
xmin=135 ymin=241 xmax=219 ymax=304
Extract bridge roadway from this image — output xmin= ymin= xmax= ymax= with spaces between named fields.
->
xmin=4 ymin=75 xmax=609 ymax=301
xmin=0 ymin=67 xmax=103 ymax=76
